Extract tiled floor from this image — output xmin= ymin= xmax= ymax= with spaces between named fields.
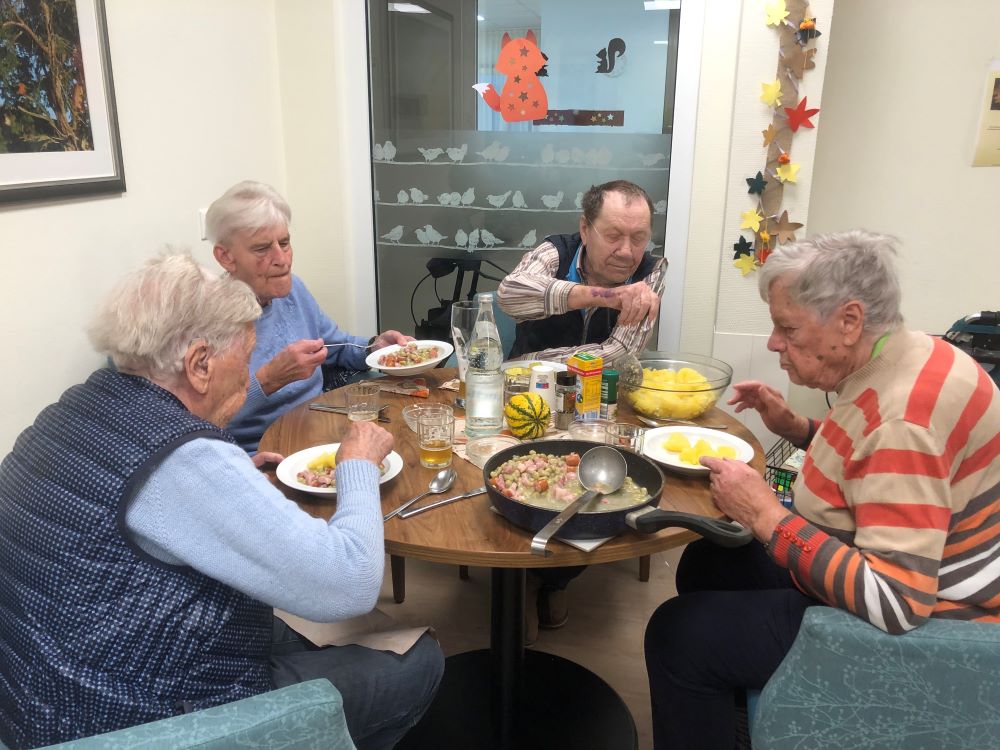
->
xmin=377 ymin=547 xmax=684 ymax=750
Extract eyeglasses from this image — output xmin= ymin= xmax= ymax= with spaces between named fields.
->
xmin=585 ymin=217 xmax=653 ymax=253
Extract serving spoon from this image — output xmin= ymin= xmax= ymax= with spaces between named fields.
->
xmin=383 ymin=467 xmax=457 ymax=522
xmin=635 ymin=415 xmax=729 ymax=430
xmin=530 ymin=446 xmax=627 ymax=556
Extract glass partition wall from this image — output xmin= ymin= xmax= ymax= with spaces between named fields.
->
xmin=367 ymin=0 xmax=682 ymax=340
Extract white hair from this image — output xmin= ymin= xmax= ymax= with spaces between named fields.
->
xmin=758 ymin=229 xmax=904 ymax=336
xmin=205 ymin=180 xmax=291 ymax=245
xmin=89 ymin=252 xmax=261 ymax=379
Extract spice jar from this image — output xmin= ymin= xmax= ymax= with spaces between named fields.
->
xmin=600 ymin=368 xmax=619 ymax=421
xmin=555 ymin=372 xmax=577 ymax=430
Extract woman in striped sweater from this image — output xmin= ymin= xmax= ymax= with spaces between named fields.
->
xmin=644 ymin=230 xmax=1000 ymax=750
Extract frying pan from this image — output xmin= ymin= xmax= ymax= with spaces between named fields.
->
xmin=483 ymin=439 xmax=751 ymax=549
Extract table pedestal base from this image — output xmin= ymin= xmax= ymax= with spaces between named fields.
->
xmin=397 ymin=649 xmax=638 ymax=750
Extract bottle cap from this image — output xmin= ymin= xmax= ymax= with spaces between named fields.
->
xmin=557 ymin=372 xmax=576 ymax=386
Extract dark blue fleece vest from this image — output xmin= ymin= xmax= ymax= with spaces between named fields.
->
xmin=508 ymin=232 xmax=660 ymax=359
xmin=0 ymin=369 xmax=272 ymax=749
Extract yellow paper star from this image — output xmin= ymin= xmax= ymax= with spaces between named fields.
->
xmin=734 ymin=253 xmax=758 ymax=276
xmin=740 ymin=208 xmax=763 ymax=232
xmin=776 ymin=162 xmax=800 ymax=183
xmin=760 ymin=79 xmax=782 ymax=108
xmin=764 ymin=0 xmax=789 ymax=26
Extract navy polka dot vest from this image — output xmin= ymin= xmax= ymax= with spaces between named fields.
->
xmin=0 ymin=369 xmax=272 ymax=748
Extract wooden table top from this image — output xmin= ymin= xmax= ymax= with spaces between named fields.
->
xmin=259 ymin=368 xmax=765 ymax=569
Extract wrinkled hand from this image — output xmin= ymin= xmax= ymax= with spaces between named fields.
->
xmin=728 ymin=380 xmax=809 ymax=444
xmin=609 ymin=281 xmax=660 ymax=326
xmin=257 ymin=339 xmax=326 ymax=395
xmin=336 ymin=420 xmax=394 ymax=466
xmin=700 ymin=456 xmax=788 ymax=542
xmin=252 ymin=451 xmax=284 ymax=468
xmin=370 ymin=330 xmax=414 ymax=351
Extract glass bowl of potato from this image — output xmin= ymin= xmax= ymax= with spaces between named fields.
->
xmin=618 ymin=352 xmax=733 ymax=421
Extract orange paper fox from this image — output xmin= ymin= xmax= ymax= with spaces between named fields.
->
xmin=473 ymin=30 xmax=548 ymax=123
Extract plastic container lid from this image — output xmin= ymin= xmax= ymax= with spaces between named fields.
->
xmin=566 ymin=418 xmax=612 ymax=443
xmin=466 ymin=435 xmax=521 ymax=469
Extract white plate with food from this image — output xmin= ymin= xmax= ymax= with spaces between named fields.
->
xmin=501 ymin=360 xmax=569 ymax=376
xmin=366 ymin=340 xmax=453 ymax=376
xmin=642 ymin=426 xmax=754 ymax=477
xmin=276 ymin=443 xmax=403 ymax=496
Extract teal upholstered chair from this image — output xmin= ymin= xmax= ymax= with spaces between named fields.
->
xmin=751 ymin=607 xmax=1000 ymax=749
xmin=0 ymin=680 xmax=355 ymax=750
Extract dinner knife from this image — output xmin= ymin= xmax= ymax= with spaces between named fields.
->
xmin=308 ymin=403 xmax=390 ymax=423
xmin=399 ymin=487 xmax=488 ymax=519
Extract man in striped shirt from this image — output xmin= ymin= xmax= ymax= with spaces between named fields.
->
xmin=644 ymin=230 xmax=1000 ymax=750
xmin=497 ymin=179 xmax=667 ymax=362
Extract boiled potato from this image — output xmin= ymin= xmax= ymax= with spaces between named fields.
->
xmin=716 ymin=445 xmax=737 ymax=459
xmin=306 ymin=450 xmax=337 ymax=471
xmin=663 ymin=433 xmax=691 ymax=453
xmin=624 ymin=366 xmax=718 ymax=419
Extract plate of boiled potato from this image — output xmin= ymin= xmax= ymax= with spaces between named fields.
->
xmin=641 ymin=426 xmax=754 ymax=477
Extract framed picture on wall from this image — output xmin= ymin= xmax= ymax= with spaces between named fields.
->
xmin=0 ymin=0 xmax=125 ymax=204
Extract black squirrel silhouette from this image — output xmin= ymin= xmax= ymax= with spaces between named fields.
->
xmin=596 ymin=37 xmax=626 ymax=74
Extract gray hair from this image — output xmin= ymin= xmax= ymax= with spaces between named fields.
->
xmin=205 ymin=180 xmax=291 ymax=245
xmin=581 ymin=180 xmax=654 ymax=226
xmin=89 ymin=252 xmax=261 ymax=379
xmin=758 ymin=229 xmax=904 ymax=335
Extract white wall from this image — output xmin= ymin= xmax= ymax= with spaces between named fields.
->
xmin=794 ymin=0 xmax=1000 ymax=418
xmin=0 ymin=0 xmax=286 ymax=456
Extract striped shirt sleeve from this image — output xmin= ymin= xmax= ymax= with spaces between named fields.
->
xmin=496 ymin=242 xmax=667 ymax=363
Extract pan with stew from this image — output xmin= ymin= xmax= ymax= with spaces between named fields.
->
xmin=483 ymin=439 xmax=751 ymax=547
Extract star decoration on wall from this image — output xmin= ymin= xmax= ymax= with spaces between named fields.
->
xmin=762 ymin=124 xmax=778 ymax=146
xmin=776 ymin=162 xmax=800 ymax=183
xmin=746 ymin=171 xmax=768 ymax=195
xmin=784 ymin=96 xmax=820 ymax=131
xmin=760 ymin=79 xmax=783 ymax=108
xmin=764 ymin=0 xmax=788 ymax=26
xmin=740 ymin=208 xmax=764 ymax=232
xmin=734 ymin=253 xmax=759 ymax=275
xmin=769 ymin=210 xmax=803 ymax=243
xmin=733 ymin=235 xmax=754 ymax=259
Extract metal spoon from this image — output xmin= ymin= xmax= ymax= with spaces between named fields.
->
xmin=635 ymin=415 xmax=729 ymax=430
xmin=324 ymin=342 xmax=368 ymax=349
xmin=531 ymin=446 xmax=627 ymax=556
xmin=383 ymin=467 xmax=457 ymax=522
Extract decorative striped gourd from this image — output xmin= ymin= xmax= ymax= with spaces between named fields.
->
xmin=504 ymin=392 xmax=551 ymax=440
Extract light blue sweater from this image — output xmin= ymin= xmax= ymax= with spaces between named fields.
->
xmin=228 ymin=275 xmax=369 ymax=453
xmin=124 ymin=439 xmax=384 ymax=622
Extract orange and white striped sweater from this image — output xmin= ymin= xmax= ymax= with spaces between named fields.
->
xmin=771 ymin=329 xmax=1000 ymax=634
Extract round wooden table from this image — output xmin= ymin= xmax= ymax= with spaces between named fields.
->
xmin=260 ymin=368 xmax=764 ymax=750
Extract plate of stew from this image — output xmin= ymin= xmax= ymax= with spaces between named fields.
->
xmin=366 ymin=340 xmax=453 ymax=376
xmin=276 ymin=443 xmax=403 ymax=496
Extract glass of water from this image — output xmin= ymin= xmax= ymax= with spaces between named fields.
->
xmin=450 ymin=300 xmax=478 ymax=407
xmin=345 ymin=382 xmax=380 ymax=421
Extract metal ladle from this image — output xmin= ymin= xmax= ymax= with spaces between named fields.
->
xmin=383 ymin=467 xmax=457 ymax=522
xmin=531 ymin=446 xmax=627 ymax=556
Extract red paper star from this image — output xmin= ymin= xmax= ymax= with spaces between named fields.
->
xmin=784 ymin=96 xmax=820 ymax=132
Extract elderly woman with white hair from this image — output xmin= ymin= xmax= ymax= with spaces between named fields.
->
xmin=0 ymin=254 xmax=442 ymax=750
xmin=206 ymin=180 xmax=412 ymax=453
xmin=643 ymin=230 xmax=1000 ymax=750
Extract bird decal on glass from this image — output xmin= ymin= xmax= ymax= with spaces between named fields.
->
xmin=418 ymin=147 xmax=443 ymax=162
xmin=480 ymin=229 xmax=503 ymax=248
xmin=422 ymin=225 xmax=445 ymax=245
xmin=519 ymin=229 xmax=537 ymax=248
xmin=446 ymin=144 xmax=468 ymax=163
xmin=512 ymin=190 xmax=527 ymax=209
xmin=409 ymin=187 xmax=428 ymax=204
xmin=541 ymin=190 xmax=564 ymax=210
xmin=380 ymin=225 xmax=404 ymax=244
xmin=460 ymin=187 xmax=476 ymax=206
xmin=487 ymin=191 xmax=512 ymax=209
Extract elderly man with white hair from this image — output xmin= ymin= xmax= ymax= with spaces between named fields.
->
xmin=206 ymin=180 xmax=412 ymax=453
xmin=643 ymin=230 xmax=1000 ymax=750
xmin=0 ymin=254 xmax=442 ymax=750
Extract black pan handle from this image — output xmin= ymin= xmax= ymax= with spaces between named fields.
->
xmin=625 ymin=507 xmax=753 ymax=548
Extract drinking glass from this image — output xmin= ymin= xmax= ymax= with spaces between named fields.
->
xmin=417 ymin=409 xmax=455 ymax=468
xmin=607 ymin=423 xmax=646 ymax=453
xmin=345 ymin=382 xmax=380 ymax=421
xmin=450 ymin=300 xmax=478 ymax=407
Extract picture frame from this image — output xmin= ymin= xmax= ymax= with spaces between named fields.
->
xmin=0 ymin=0 xmax=125 ymax=203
